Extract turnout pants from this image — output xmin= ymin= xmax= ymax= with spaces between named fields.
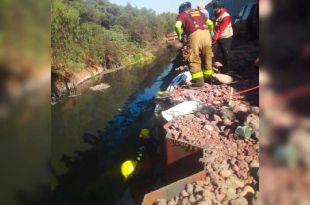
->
xmin=213 ymin=37 xmax=232 ymax=72
xmin=186 ymin=29 xmax=213 ymax=80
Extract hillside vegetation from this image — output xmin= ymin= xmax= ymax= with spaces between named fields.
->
xmin=52 ymin=0 xmax=176 ymax=71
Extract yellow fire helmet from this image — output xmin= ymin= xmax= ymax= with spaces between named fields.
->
xmin=139 ymin=128 xmax=150 ymax=139
xmin=121 ymin=160 xmax=137 ymax=180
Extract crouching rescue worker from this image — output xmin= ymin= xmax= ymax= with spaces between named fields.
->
xmin=120 ymin=129 xmax=161 ymax=203
xmin=176 ymin=2 xmax=214 ymax=87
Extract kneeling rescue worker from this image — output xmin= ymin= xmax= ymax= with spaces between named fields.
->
xmin=120 ymin=146 xmax=151 ymax=202
xmin=176 ymin=1 xmax=214 ymax=87
xmin=120 ymin=129 xmax=160 ymax=181
xmin=120 ymin=129 xmax=161 ymax=202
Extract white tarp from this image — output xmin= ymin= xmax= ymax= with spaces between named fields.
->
xmin=161 ymin=101 xmax=199 ymax=121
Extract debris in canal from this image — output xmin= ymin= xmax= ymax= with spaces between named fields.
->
xmin=90 ymin=83 xmax=111 ymax=91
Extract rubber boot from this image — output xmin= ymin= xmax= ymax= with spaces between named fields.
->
xmin=190 ymin=77 xmax=204 ymax=87
xmin=204 ymin=75 xmax=220 ymax=85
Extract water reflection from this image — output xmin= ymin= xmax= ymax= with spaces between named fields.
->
xmin=51 ymin=49 xmax=175 ymax=204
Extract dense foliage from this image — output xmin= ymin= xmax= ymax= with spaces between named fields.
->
xmin=51 ymin=0 xmax=176 ymax=70
xmin=0 ymin=0 xmax=50 ymax=65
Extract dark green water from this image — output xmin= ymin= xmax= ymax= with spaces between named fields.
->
xmin=51 ymin=49 xmax=175 ymax=204
xmin=0 ymin=49 xmax=175 ymax=205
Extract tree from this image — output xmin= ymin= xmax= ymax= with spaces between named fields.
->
xmin=51 ymin=0 xmax=177 ymax=70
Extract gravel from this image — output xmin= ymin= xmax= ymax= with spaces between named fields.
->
xmin=158 ymin=101 xmax=259 ymax=204
xmin=153 ymin=49 xmax=259 ymax=204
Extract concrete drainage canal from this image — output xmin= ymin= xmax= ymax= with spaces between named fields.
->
xmin=51 ymin=49 xmax=184 ymax=205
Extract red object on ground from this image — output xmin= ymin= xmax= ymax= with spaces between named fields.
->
xmin=234 ymin=85 xmax=259 ymax=96
xmin=278 ymin=85 xmax=310 ymax=101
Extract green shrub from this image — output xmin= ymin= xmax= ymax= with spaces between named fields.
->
xmin=51 ymin=0 xmax=176 ymax=70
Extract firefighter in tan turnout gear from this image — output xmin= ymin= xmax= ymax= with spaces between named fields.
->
xmin=175 ymin=2 xmax=214 ymax=87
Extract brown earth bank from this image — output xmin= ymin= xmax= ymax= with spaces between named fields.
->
xmin=51 ymin=44 xmax=176 ymax=104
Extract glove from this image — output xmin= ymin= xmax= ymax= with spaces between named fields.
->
xmin=211 ymin=31 xmax=214 ymax=38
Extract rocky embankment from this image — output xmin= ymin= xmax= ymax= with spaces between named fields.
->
xmin=157 ymin=87 xmax=259 ymax=205
xmin=152 ymin=39 xmax=259 ymax=205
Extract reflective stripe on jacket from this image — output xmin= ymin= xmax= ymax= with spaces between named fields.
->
xmin=214 ymin=10 xmax=233 ymax=40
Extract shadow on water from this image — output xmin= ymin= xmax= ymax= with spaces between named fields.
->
xmin=50 ymin=48 xmax=176 ymax=205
